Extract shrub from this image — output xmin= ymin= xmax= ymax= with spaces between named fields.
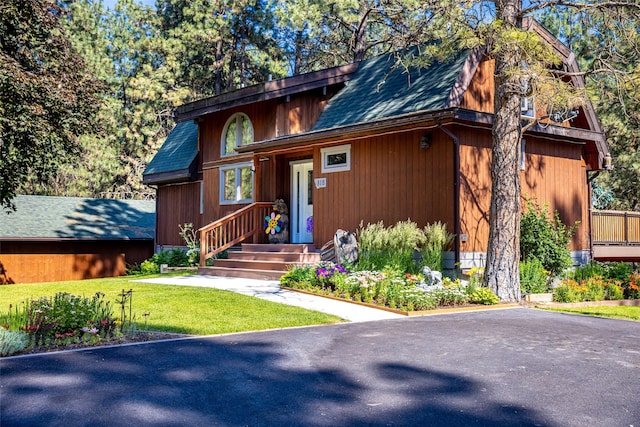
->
xmin=314 ymin=262 xmax=348 ymax=289
xmin=603 ymin=262 xmax=634 ymax=282
xmin=553 ymin=276 xmax=624 ymax=303
xmin=623 ymin=272 xmax=639 ymax=300
xmin=357 ymin=220 xmax=424 ymax=273
xmin=422 ymin=222 xmax=455 ymax=271
xmin=553 ymin=280 xmax=582 ymax=303
xmin=572 ymin=261 xmax=605 ymax=281
xmin=423 ymin=278 xmax=468 ymax=306
xmin=280 ymin=265 xmax=316 ymax=290
xmin=18 ymin=292 xmax=117 ymax=346
xmin=356 ymin=219 xmax=453 ymax=274
xmin=466 ymin=267 xmax=484 ymax=290
xmin=0 ymin=328 xmax=29 ymax=356
xmin=140 ymin=259 xmax=160 ymax=275
xmin=467 ymin=287 xmax=500 ymax=305
xmin=179 ymin=223 xmax=200 ymax=266
xmin=605 ymin=281 xmax=624 ymax=300
xmin=520 ymin=198 xmax=577 ymax=276
xmin=520 ymin=258 xmax=549 ymax=294
xmin=139 ymin=248 xmax=191 ymax=275
xmin=156 ymin=248 xmax=189 ymax=267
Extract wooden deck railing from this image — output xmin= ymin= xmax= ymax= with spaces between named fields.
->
xmin=592 ymin=210 xmax=640 ymax=246
xmin=199 ymin=202 xmax=273 ymax=265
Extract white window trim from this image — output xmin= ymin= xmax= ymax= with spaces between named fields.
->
xmin=221 ymin=113 xmax=253 ymax=157
xmin=321 ymin=144 xmax=351 ymax=173
xmin=219 ymin=162 xmax=254 ymax=205
xmin=521 ymin=97 xmax=535 ymax=118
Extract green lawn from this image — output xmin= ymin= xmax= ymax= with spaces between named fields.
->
xmin=543 ymin=305 xmax=640 ymax=322
xmin=0 ymin=274 xmax=343 ymax=335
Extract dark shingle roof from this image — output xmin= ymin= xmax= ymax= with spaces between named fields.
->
xmin=0 ymin=196 xmax=155 ymax=240
xmin=143 ymin=121 xmax=198 ymax=184
xmin=312 ymin=49 xmax=469 ymax=131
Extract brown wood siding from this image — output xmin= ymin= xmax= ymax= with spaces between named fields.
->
xmin=0 ymin=240 xmax=153 ymax=284
xmin=522 ymin=137 xmax=589 ymax=250
xmin=200 ymin=100 xmax=278 ymax=166
xmin=313 ymin=129 xmax=455 ymax=246
xmin=156 ymin=182 xmax=202 ymax=246
xmin=458 ymin=127 xmax=493 ymax=254
xmin=461 ymin=57 xmax=494 ymax=113
xmin=201 ymin=168 xmax=248 ymax=225
xmin=458 ymin=127 xmax=589 ymax=253
xmin=275 ymin=90 xmax=332 ymax=137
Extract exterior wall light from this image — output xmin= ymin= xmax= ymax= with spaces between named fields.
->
xmin=420 ymin=134 xmax=432 ymax=150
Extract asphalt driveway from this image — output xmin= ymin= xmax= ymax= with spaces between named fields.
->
xmin=1 ymin=308 xmax=639 ymax=426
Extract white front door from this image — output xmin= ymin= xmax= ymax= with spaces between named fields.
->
xmin=290 ymin=160 xmax=313 ymax=243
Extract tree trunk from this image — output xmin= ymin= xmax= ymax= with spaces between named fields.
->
xmin=352 ymin=2 xmax=369 ymax=62
xmin=214 ymin=39 xmax=223 ymax=95
xmin=483 ymin=0 xmax=522 ymax=301
xmin=293 ymin=30 xmax=303 ymax=75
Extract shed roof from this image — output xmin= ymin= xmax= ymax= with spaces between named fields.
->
xmin=312 ymin=49 xmax=470 ymax=131
xmin=142 ymin=121 xmax=198 ymax=185
xmin=0 ymin=195 xmax=155 ymax=240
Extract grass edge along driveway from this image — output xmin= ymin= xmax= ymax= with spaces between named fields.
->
xmin=542 ymin=305 xmax=640 ymax=322
xmin=0 ymin=275 xmax=343 ymax=335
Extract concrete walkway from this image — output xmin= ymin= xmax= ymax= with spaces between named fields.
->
xmin=133 ymin=275 xmax=405 ymax=322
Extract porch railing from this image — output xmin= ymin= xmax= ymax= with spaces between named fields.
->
xmin=199 ymin=202 xmax=273 ymax=265
xmin=592 ymin=210 xmax=640 ymax=246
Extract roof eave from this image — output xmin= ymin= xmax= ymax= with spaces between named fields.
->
xmin=454 ymin=109 xmax=605 ymax=144
xmin=236 ymin=107 xmax=604 ymax=155
xmin=236 ymin=109 xmax=457 ymax=154
xmin=142 ymin=169 xmax=194 ymax=185
xmin=176 ymin=63 xmax=359 ymax=122
xmin=523 ymin=17 xmax=608 ymax=164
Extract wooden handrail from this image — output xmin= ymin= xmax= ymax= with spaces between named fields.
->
xmin=592 ymin=210 xmax=640 ymax=246
xmin=199 ymin=202 xmax=273 ymax=265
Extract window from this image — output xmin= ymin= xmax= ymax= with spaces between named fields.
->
xmin=220 ymin=162 xmax=254 ymax=204
xmin=520 ymin=139 xmax=526 ymax=171
xmin=222 ymin=113 xmax=253 ymax=156
xmin=321 ymin=144 xmax=351 ymax=173
xmin=521 ymin=97 xmax=535 ymax=118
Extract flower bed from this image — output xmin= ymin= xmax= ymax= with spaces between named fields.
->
xmin=280 ymin=262 xmax=500 ymax=312
xmin=553 ymin=276 xmax=626 ymax=303
xmin=0 ymin=290 xmax=143 ymax=357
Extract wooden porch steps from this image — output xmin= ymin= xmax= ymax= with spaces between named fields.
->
xmin=198 ymin=244 xmax=320 ymax=280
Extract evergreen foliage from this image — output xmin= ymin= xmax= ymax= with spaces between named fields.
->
xmin=520 ymin=198 xmax=578 ymax=277
xmin=519 ymin=258 xmax=549 ymax=294
xmin=2 ymin=0 xmax=639 ymax=302
xmin=539 ymin=7 xmax=640 ymax=210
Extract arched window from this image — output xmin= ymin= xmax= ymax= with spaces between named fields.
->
xmin=221 ymin=113 xmax=253 ymax=156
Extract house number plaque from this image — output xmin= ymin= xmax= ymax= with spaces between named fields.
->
xmin=314 ymin=178 xmax=327 ymax=189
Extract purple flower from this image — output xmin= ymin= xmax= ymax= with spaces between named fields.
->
xmin=335 ymin=265 xmax=347 ymax=274
xmin=316 ymin=268 xmax=329 ymax=278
